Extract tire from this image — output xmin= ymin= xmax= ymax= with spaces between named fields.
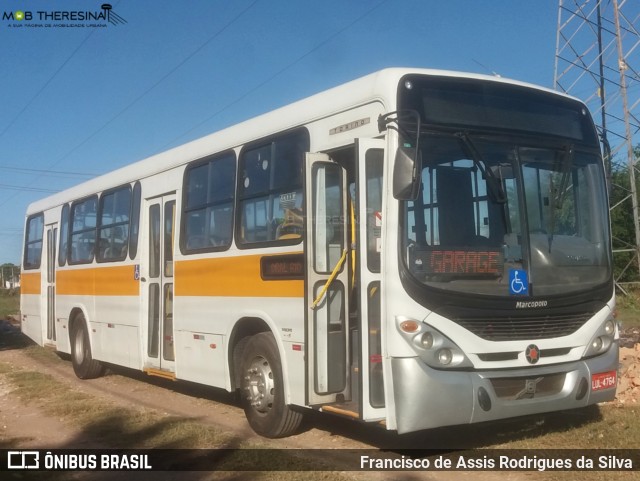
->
xmin=70 ymin=314 xmax=105 ymax=380
xmin=240 ymin=332 xmax=303 ymax=438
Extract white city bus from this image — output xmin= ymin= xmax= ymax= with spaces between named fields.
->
xmin=20 ymin=68 xmax=618 ymax=438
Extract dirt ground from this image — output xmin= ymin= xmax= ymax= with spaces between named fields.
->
xmin=1 ymin=319 xmax=638 ymax=480
xmin=0 ymin=324 xmax=493 ymax=481
xmin=616 ymin=326 xmax=640 ymax=405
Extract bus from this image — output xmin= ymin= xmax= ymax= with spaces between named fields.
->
xmin=20 ymin=68 xmax=618 ymax=438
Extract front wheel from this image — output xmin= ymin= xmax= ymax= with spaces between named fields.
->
xmin=240 ymin=332 xmax=303 ymax=438
xmin=71 ymin=314 xmax=105 ymax=379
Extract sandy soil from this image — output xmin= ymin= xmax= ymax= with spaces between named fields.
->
xmin=3 ymin=321 xmax=635 ymax=481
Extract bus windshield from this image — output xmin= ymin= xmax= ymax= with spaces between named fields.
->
xmin=402 ymin=134 xmax=611 ymax=297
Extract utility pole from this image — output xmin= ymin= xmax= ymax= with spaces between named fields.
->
xmin=555 ymin=0 xmax=640 ymax=292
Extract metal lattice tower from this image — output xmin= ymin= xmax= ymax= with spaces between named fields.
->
xmin=554 ymin=0 xmax=640 ymax=293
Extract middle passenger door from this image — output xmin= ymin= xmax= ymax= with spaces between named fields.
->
xmin=142 ymin=194 xmax=176 ymax=375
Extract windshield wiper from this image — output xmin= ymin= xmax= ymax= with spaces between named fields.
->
xmin=456 ymin=132 xmax=507 ymax=204
xmin=548 ymin=145 xmax=574 ymax=253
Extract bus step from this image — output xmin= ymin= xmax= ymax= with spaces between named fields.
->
xmin=321 ymin=404 xmax=360 ymax=420
xmin=143 ymin=367 xmax=177 ymax=381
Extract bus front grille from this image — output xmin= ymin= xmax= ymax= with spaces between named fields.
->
xmin=489 ymin=373 xmax=567 ymax=400
xmin=455 ymin=312 xmax=592 ymax=341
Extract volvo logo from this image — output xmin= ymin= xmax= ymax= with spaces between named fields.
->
xmin=525 ymin=344 xmax=541 ymax=364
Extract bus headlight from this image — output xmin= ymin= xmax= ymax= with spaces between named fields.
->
xmin=396 ymin=317 xmax=472 ymax=369
xmin=604 ymin=319 xmax=615 ymax=336
xmin=420 ymin=332 xmax=434 ymax=349
xmin=437 ymin=348 xmax=453 ymax=366
xmin=591 ymin=337 xmax=603 ymax=352
xmin=583 ymin=317 xmax=616 ymax=358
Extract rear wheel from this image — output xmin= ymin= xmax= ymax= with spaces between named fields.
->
xmin=71 ymin=314 xmax=105 ymax=379
xmin=240 ymin=332 xmax=303 ymax=438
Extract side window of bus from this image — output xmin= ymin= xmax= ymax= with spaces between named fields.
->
xmin=23 ymin=213 xmax=44 ymax=270
xmin=182 ymin=152 xmax=236 ymax=253
xmin=58 ymin=204 xmax=69 ymax=266
xmin=97 ymin=186 xmax=132 ymax=262
xmin=238 ymin=130 xmax=308 ymax=245
xmin=366 ymin=149 xmax=383 ymax=272
xmin=70 ymin=196 xmax=98 ymax=264
xmin=129 ymin=181 xmax=142 ymax=260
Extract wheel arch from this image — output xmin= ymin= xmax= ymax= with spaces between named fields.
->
xmin=228 ymin=317 xmax=272 ymax=391
xmin=68 ymin=306 xmax=90 ymax=343
xmin=67 ymin=305 xmax=100 ymax=361
xmin=68 ymin=304 xmax=105 ymax=379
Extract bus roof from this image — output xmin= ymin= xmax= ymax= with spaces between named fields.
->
xmin=26 ymin=67 xmax=579 ymax=215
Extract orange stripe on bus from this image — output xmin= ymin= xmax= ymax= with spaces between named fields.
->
xmin=175 ymin=254 xmax=304 ymax=298
xmin=21 ymin=272 xmax=41 ymax=295
xmin=57 ymin=265 xmax=139 ymax=296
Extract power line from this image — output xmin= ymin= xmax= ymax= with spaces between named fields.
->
xmin=159 ymin=0 xmax=390 ymax=151
xmin=1 ymin=0 xmax=386 ymax=207
xmin=0 ymin=21 xmax=103 ymax=141
xmin=36 ymin=0 xmax=260 ymax=173
xmin=0 ymin=0 xmax=259 ymax=210
xmin=0 ymin=166 xmax=96 ymax=178
xmin=0 ymin=1 xmax=127 ymax=142
xmin=0 ymin=183 xmax=59 ymax=193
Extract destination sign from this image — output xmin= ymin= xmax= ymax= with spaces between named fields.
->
xmin=423 ymin=249 xmax=504 ymax=276
xmin=261 ymin=254 xmax=305 ymax=280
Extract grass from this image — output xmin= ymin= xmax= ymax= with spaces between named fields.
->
xmin=494 ymin=405 xmax=640 ymax=449
xmin=0 ymin=288 xmax=19 ymax=319
xmin=616 ymin=290 xmax=640 ymax=328
xmin=0 ymin=357 xmax=355 ymax=480
xmin=3 ymin=287 xmax=639 ymax=479
xmin=5 ymin=345 xmax=640 ymax=480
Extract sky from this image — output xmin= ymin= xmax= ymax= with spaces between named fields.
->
xmin=0 ymin=0 xmax=563 ymax=265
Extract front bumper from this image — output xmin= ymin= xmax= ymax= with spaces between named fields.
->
xmin=391 ymin=342 xmax=619 ymax=434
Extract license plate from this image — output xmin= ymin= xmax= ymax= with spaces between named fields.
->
xmin=591 ymin=371 xmax=617 ymax=391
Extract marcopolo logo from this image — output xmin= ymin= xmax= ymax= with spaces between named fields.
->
xmin=2 ymin=4 xmax=127 ymax=27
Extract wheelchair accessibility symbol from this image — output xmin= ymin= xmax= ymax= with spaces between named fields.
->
xmin=509 ymin=269 xmax=529 ymax=295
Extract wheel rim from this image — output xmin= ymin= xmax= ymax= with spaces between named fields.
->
xmin=74 ymin=328 xmax=85 ymax=364
xmin=243 ymin=355 xmax=275 ymax=414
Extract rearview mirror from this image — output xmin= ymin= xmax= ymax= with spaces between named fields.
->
xmin=393 ymin=145 xmax=420 ymax=200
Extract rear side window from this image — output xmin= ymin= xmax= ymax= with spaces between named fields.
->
xmin=23 ymin=213 xmax=44 ymax=270
xmin=70 ymin=196 xmax=98 ymax=264
xmin=182 ymin=152 xmax=236 ymax=253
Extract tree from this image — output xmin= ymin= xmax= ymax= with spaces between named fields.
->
xmin=0 ymin=263 xmax=20 ymax=289
xmin=610 ymin=146 xmax=640 ymax=283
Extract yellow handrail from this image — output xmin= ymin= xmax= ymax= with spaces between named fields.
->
xmin=350 ymin=198 xmax=356 ymax=289
xmin=311 ymin=248 xmax=348 ymax=309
